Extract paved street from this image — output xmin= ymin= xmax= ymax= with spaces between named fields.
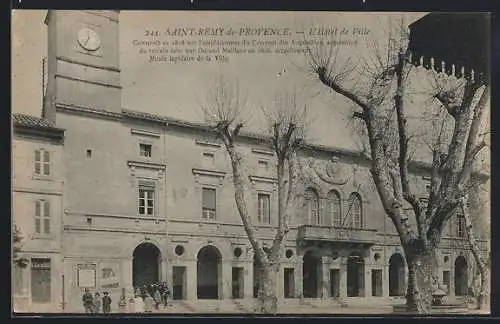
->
xmin=16 ymin=298 xmax=488 ymax=315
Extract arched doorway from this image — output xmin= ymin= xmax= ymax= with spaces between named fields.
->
xmin=454 ymin=256 xmax=468 ymax=296
xmin=347 ymin=251 xmax=365 ymax=297
xmin=253 ymin=247 xmax=271 ymax=298
xmin=389 ymin=253 xmax=406 ymax=296
xmin=303 ymin=250 xmax=321 ymax=298
xmin=197 ymin=245 xmax=222 ymax=299
xmin=133 ymin=243 xmax=161 ymax=289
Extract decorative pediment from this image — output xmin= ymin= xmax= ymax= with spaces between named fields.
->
xmin=249 ymin=175 xmax=277 ymax=191
xmin=127 ymin=160 xmax=166 ymax=179
xmin=192 ymin=168 xmax=226 ymax=185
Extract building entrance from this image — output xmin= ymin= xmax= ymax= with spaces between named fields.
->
xmin=347 ymin=252 xmax=364 ymax=297
xmin=197 ymin=245 xmax=222 ymax=299
xmin=132 ymin=243 xmax=161 ymax=289
xmin=303 ymin=250 xmax=321 ymax=298
xmin=389 ymin=253 xmax=406 ymax=296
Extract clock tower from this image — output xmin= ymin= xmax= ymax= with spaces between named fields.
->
xmin=43 ymin=10 xmax=121 ymax=123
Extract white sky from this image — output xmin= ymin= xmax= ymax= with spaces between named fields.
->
xmin=12 ymin=10 xmax=429 ymax=151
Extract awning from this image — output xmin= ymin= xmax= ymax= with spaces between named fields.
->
xmin=408 ymin=13 xmax=490 ymax=84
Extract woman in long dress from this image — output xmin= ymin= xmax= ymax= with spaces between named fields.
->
xmin=134 ymin=294 xmax=145 ymax=313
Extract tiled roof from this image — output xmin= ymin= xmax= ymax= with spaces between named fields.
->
xmin=12 ymin=113 xmax=64 ymax=132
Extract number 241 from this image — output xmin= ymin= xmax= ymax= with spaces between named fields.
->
xmin=145 ymin=30 xmax=160 ymax=37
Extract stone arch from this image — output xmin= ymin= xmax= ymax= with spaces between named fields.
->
xmin=302 ymin=249 xmax=322 ymax=298
xmin=454 ymin=255 xmax=468 ymax=296
xmin=132 ymin=242 xmax=162 ymax=290
xmin=389 ymin=253 xmax=406 ymax=296
xmin=197 ymin=245 xmax=223 ymax=299
xmin=191 ymin=241 xmax=227 ymax=261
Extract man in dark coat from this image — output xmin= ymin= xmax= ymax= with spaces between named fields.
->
xmin=102 ymin=291 xmax=112 ymax=314
xmin=82 ymin=289 xmax=94 ymax=314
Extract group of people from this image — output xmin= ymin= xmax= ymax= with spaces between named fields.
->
xmin=82 ymin=289 xmax=112 ymax=314
xmin=131 ymin=281 xmax=171 ymax=313
xmin=82 ymin=281 xmax=170 ymax=314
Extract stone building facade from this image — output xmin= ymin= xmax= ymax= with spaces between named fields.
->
xmin=12 ymin=10 xmax=489 ymax=312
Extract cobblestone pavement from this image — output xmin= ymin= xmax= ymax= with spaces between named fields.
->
xmin=16 ymin=299 xmax=488 ymax=315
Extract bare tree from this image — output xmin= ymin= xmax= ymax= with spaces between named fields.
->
xmin=305 ymin=16 xmax=490 ymax=313
xmin=199 ymin=75 xmax=305 ymax=314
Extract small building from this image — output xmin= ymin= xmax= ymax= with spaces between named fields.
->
xmin=12 ymin=114 xmax=65 ymax=312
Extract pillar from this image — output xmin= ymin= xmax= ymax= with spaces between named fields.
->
xmin=186 ymin=260 xmax=197 ymax=301
xmin=339 ymin=263 xmax=347 ymax=298
xmin=321 ymin=258 xmax=329 ymax=298
xmin=277 ymin=264 xmax=284 ymax=299
xmin=295 ymin=258 xmax=303 ymax=298
xmin=243 ymin=260 xmax=253 ymax=299
xmin=164 ymin=259 xmax=174 ymax=296
xmin=364 ymin=265 xmax=372 ymax=297
xmin=221 ymin=260 xmax=232 ymax=299
xmin=449 ymin=268 xmax=456 ymax=299
xmin=382 ymin=264 xmax=389 ymax=297
xmin=121 ymin=258 xmax=134 ymax=297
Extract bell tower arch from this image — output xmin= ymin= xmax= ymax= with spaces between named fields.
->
xmin=43 ymin=10 xmax=121 ymax=123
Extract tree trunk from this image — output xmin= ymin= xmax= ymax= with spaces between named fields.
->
xmin=404 ymin=244 xmax=439 ymax=314
xmin=258 ymin=262 xmax=279 ymax=314
xmin=460 ymin=194 xmax=489 ymax=310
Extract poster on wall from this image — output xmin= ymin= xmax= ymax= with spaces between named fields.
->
xmin=77 ymin=264 xmax=97 ymax=288
xmin=100 ymin=263 xmax=120 ymax=289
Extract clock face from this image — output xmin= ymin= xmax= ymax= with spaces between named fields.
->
xmin=77 ymin=28 xmax=101 ymax=51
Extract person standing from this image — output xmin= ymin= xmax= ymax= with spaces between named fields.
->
xmin=161 ymin=281 xmax=170 ymax=308
xmin=144 ymin=293 xmax=154 ymax=313
xmin=134 ymin=294 xmax=145 ymax=313
xmin=154 ymin=289 xmax=162 ymax=310
xmin=93 ymin=292 xmax=102 ymax=314
xmin=118 ymin=295 xmax=127 ymax=312
xmin=102 ymin=292 xmax=112 ymax=314
xmin=82 ymin=289 xmax=94 ymax=314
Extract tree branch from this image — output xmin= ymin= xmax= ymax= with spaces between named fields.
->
xmin=353 ymin=111 xmax=366 ymax=120
xmin=393 ymin=51 xmax=424 ymax=241
xmin=460 ymin=85 xmax=489 ymax=181
xmin=317 ymin=66 xmax=369 ymax=112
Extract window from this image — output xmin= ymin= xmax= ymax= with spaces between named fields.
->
xmin=456 ymin=210 xmax=466 ymax=238
xmin=347 ymin=193 xmax=362 ymax=229
xmin=258 ymin=193 xmax=271 ymax=224
xmin=35 ymin=200 xmax=50 ymax=234
xmin=139 ymin=188 xmax=154 ymax=216
xmin=34 ymin=149 xmax=50 ymax=176
xmin=202 ymin=152 xmax=215 ymax=168
xmin=258 ymin=160 xmax=269 ymax=171
xmin=202 ymin=188 xmax=216 ymax=220
xmin=139 ymin=144 xmax=152 ymax=158
xmin=304 ymin=188 xmax=320 ymax=225
xmin=327 ymin=190 xmax=341 ymax=227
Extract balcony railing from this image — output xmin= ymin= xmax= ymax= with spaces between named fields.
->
xmin=297 ymin=224 xmax=378 ymax=245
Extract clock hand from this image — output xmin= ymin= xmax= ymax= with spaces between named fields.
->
xmin=83 ymin=34 xmax=90 ymax=46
